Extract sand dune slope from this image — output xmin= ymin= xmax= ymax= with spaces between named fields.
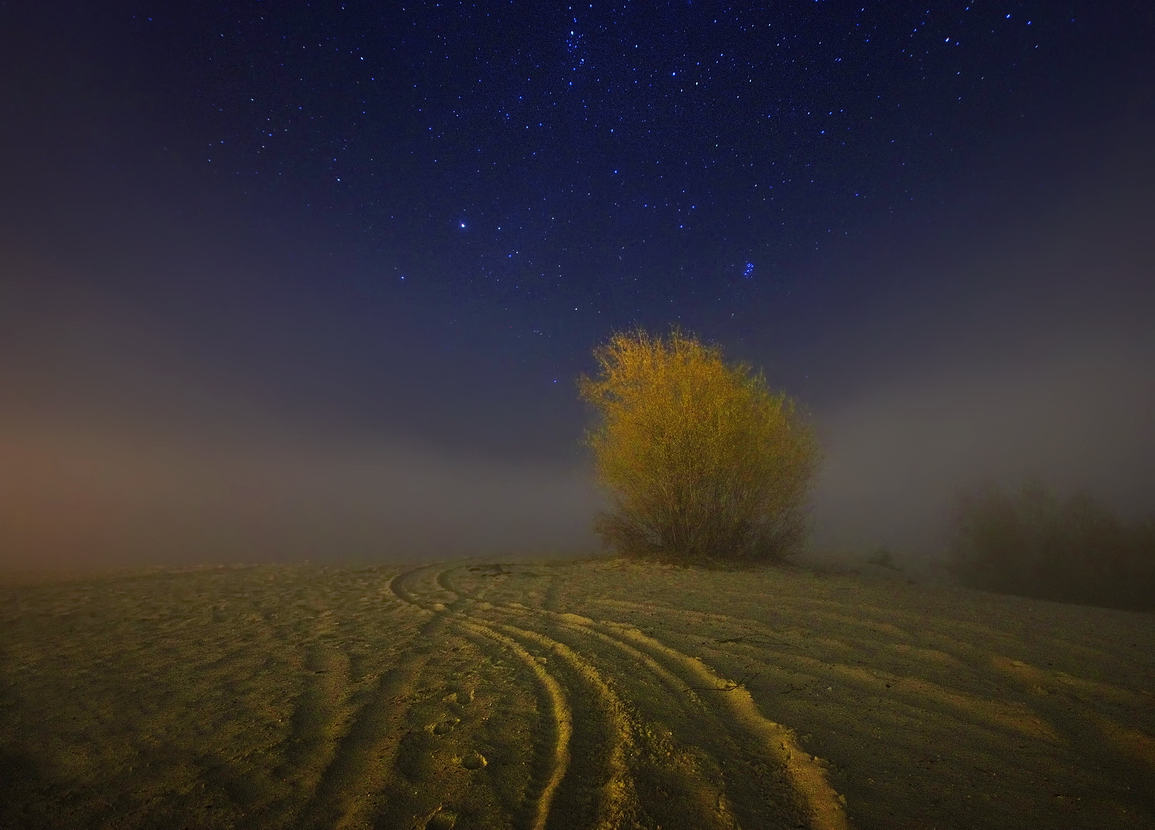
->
xmin=1 ymin=559 xmax=1152 ymax=829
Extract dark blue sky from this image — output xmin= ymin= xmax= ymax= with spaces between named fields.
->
xmin=2 ymin=1 xmax=1153 ymax=566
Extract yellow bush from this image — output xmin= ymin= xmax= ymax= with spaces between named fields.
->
xmin=578 ymin=328 xmax=820 ymax=566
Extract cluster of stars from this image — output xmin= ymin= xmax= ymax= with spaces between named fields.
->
xmin=158 ymin=1 xmax=1078 ymax=321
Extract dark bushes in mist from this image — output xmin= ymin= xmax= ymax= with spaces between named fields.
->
xmin=948 ymin=482 xmax=1155 ymax=612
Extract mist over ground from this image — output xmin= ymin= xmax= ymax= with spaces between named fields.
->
xmin=1 ymin=157 xmax=1152 ymax=572
xmin=810 ymin=328 xmax=1155 ymax=563
xmin=0 ymin=266 xmax=605 ymax=568
xmin=806 ymin=159 xmax=1155 ymax=563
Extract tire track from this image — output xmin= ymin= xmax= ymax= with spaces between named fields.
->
xmin=436 ymin=565 xmax=846 ymax=830
xmin=480 ymin=618 xmax=642 ymax=830
xmin=583 ymin=597 xmax=1066 ymax=742
xmin=390 ymin=566 xmax=581 ymax=830
xmin=991 ymin=654 xmax=1155 ymax=818
xmin=453 ymin=619 xmax=573 ymax=830
xmin=296 ymin=658 xmax=428 ymax=830
xmin=6 ymin=561 xmax=1150 ymax=830
xmin=274 ymin=640 xmax=354 ymax=794
xmin=282 ymin=569 xmax=464 ymax=830
xmin=565 ymin=586 xmax=1154 ymax=826
xmin=439 ymin=570 xmax=751 ymax=826
xmin=477 ymin=612 xmax=754 ymax=829
xmin=287 ymin=578 xmax=434 ymax=830
xmin=391 ymin=562 xmax=1152 ymax=830
xmin=604 ymin=621 xmax=847 ymax=830
xmin=437 ymin=569 xmax=743 ymax=830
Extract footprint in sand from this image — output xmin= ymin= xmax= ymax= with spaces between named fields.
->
xmin=431 ymin=718 xmax=460 ymax=735
xmin=443 ymin=689 xmax=474 ymax=705
xmin=460 ymin=750 xmax=487 ymax=770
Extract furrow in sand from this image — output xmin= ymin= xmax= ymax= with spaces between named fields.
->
xmin=586 ymin=597 xmax=916 ymax=654
xmin=293 ymin=653 xmax=428 ymax=830
xmin=991 ymin=654 xmax=1155 ymax=815
xmin=390 ymin=566 xmax=577 ymax=830
xmin=425 ymin=566 xmax=642 ymax=829
xmin=990 ymin=654 xmax=1154 ymax=711
xmin=274 ymin=641 xmax=354 ymax=796
xmin=588 ymin=592 xmax=1141 ymax=702
xmin=481 ymin=618 xmax=642 ymax=830
xmin=439 ymin=567 xmax=844 ymax=830
xmin=286 ymin=566 xmax=463 ymax=830
xmin=454 ymin=620 xmax=573 ymax=830
xmin=762 ymin=595 xmax=1137 ymax=693
xmin=434 ymin=572 xmax=628 ymax=829
xmin=574 ymin=583 xmax=1155 ymax=828
xmin=488 ymin=610 xmax=751 ymax=829
xmin=528 ymin=604 xmax=1057 ymax=812
xmin=603 ymin=621 xmax=850 ymax=830
xmin=588 ymin=597 xmax=1063 ymax=744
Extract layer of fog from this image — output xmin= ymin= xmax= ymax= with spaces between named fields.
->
xmin=2 ymin=152 xmax=1152 ymax=571
xmin=805 ymin=155 xmax=1155 ymax=567
xmin=809 ymin=331 xmax=1155 ymax=564
xmin=0 ymin=426 xmax=602 ymax=568
xmin=0 ymin=274 xmax=604 ymax=569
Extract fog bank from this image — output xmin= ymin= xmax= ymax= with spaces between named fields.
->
xmin=0 ymin=425 xmax=602 ymax=568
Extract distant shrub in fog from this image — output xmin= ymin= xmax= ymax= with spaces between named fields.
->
xmin=578 ymin=328 xmax=821 ymax=567
xmin=948 ymin=482 xmax=1155 ymax=612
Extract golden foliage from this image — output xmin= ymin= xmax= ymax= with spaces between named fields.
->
xmin=578 ymin=328 xmax=820 ymax=566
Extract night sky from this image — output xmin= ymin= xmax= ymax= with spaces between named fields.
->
xmin=2 ymin=1 xmax=1153 ymax=568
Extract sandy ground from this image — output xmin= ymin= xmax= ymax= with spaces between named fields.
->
xmin=1 ymin=558 xmax=1152 ymax=829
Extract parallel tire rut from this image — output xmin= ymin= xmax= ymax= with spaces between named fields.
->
xmin=393 ymin=564 xmax=848 ymax=830
xmin=6 ymin=561 xmax=1151 ymax=830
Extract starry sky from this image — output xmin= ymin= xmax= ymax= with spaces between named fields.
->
xmin=1 ymin=1 xmax=1153 ymax=568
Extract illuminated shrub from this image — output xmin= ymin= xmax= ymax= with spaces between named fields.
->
xmin=578 ymin=328 xmax=820 ymax=567
xmin=948 ymin=482 xmax=1155 ymax=612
